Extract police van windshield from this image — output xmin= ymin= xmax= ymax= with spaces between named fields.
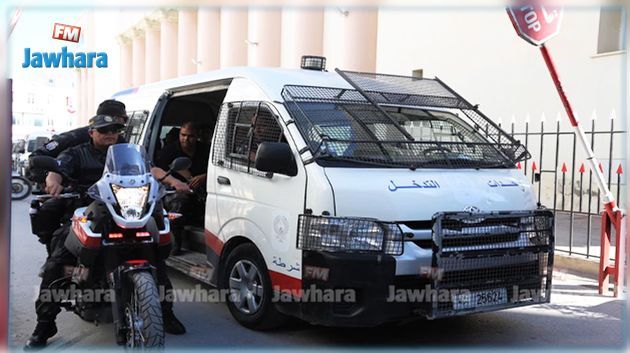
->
xmin=104 ymin=144 xmax=150 ymax=176
xmin=282 ymin=84 xmax=528 ymax=169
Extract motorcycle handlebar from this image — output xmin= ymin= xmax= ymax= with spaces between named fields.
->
xmin=164 ymin=187 xmax=194 ymax=195
xmin=33 ymin=188 xmax=82 ymax=201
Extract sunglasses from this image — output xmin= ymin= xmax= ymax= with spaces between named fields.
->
xmin=96 ymin=126 xmax=123 ymax=134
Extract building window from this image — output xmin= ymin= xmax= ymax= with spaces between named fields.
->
xmin=597 ymin=7 xmax=625 ymax=54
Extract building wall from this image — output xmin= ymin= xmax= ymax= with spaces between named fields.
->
xmin=74 ymin=6 xmax=625 ymax=140
xmin=377 ymin=8 xmax=626 ymax=133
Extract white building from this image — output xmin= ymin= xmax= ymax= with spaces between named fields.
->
xmin=72 ymin=5 xmax=626 ymax=130
xmin=11 ymin=71 xmax=77 ymax=139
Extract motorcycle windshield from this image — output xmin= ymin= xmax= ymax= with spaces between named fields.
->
xmin=104 ymin=144 xmax=150 ymax=176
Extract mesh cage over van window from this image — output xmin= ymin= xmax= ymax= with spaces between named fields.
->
xmin=282 ymin=77 xmax=529 ymax=169
xmin=213 ymin=101 xmax=285 ymax=175
xmin=338 ymin=70 xmax=526 ymax=153
xmin=124 ymin=110 xmax=149 ymax=145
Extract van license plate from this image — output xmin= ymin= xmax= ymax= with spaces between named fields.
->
xmin=452 ymin=288 xmax=507 ymax=310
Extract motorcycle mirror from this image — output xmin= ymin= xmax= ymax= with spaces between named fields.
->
xmin=30 ymin=155 xmax=60 ymax=173
xmin=170 ymin=157 xmax=192 ymax=172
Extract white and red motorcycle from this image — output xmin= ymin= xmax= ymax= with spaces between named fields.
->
xmin=31 ymin=143 xmax=190 ymax=350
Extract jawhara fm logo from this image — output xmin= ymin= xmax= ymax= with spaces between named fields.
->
xmin=22 ymin=22 xmax=108 ymax=68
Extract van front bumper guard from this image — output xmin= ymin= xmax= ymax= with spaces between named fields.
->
xmin=429 ymin=209 xmax=554 ymax=319
xmin=282 ymin=210 xmax=554 ymax=326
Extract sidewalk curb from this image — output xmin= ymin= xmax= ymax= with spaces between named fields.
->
xmin=554 ymin=253 xmax=599 ymax=279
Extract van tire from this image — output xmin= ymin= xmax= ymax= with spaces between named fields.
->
xmin=222 ymin=243 xmax=288 ymax=330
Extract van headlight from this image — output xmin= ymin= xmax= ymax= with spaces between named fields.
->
xmin=111 ymin=184 xmax=149 ymax=221
xmin=521 ymin=212 xmax=553 ymax=246
xmin=297 ymin=215 xmax=403 ymax=255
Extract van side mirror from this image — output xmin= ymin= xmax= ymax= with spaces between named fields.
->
xmin=255 ymin=142 xmax=298 ymax=177
xmin=158 ymin=157 xmax=192 ymax=182
xmin=170 ymin=157 xmax=192 ymax=172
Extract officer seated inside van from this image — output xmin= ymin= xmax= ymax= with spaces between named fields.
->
xmin=156 ymin=121 xmax=210 ymax=255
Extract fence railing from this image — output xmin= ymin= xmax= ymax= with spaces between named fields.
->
xmin=493 ymin=115 xmax=626 ymax=259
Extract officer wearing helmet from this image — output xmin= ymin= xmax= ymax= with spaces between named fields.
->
xmin=28 ymin=100 xmax=129 ymax=256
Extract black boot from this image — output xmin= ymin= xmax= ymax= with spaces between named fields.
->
xmin=24 ymin=321 xmax=57 ymax=350
xmin=163 ymin=310 xmax=186 ymax=335
xmin=170 ymin=229 xmax=183 ymax=256
xmin=170 ymin=241 xmax=183 ymax=256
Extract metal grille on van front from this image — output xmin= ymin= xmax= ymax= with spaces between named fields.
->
xmin=281 ymin=84 xmax=529 ymax=169
xmin=337 ymin=70 xmax=524 ymax=151
xmin=429 ymin=210 xmax=554 ymax=319
xmin=338 ymin=70 xmax=470 ymax=109
xmin=297 ymin=215 xmax=404 ymax=255
xmin=440 ymin=216 xmax=525 ymax=250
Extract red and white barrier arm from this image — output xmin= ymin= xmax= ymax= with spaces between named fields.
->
xmin=539 ymin=44 xmax=620 ymax=217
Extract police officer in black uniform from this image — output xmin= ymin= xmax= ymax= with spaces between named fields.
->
xmin=29 ymin=100 xmax=128 ymax=162
xmin=28 ymin=100 xmax=128 ymax=256
xmin=24 ymin=115 xmax=187 ymax=350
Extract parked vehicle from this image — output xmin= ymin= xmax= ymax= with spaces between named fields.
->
xmin=11 ymin=173 xmax=31 ymax=200
xmin=12 ymin=133 xmax=52 ymax=178
xmin=11 ymin=149 xmax=32 ymax=200
xmin=30 ymin=144 xmax=191 ymax=348
xmin=112 ymin=57 xmax=555 ymax=329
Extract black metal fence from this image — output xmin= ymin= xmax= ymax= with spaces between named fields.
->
xmin=494 ymin=116 xmax=626 ymax=259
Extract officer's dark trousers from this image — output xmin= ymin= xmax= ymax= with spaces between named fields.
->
xmin=31 ymin=198 xmax=67 ymax=256
xmin=35 ymin=227 xmax=175 ymax=323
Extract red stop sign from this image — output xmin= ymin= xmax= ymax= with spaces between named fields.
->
xmin=508 ymin=5 xmax=563 ymax=46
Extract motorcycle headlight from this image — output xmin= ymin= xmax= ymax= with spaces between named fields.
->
xmin=297 ymin=215 xmax=403 ymax=255
xmin=111 ymin=184 xmax=149 ymax=221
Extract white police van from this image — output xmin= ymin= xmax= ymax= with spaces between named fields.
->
xmin=113 ymin=56 xmax=554 ymax=329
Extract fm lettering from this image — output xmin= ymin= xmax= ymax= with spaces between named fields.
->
xmin=52 ymin=23 xmax=81 ymax=43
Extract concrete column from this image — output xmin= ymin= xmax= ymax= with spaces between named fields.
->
xmin=159 ymin=9 xmax=178 ymax=80
xmin=247 ymin=9 xmax=281 ymax=67
xmin=131 ymin=27 xmax=146 ymax=86
xmin=87 ymin=69 xmax=95 ymax=120
xmin=74 ymin=69 xmax=82 ymax=127
xmin=80 ymin=69 xmax=88 ymax=124
xmin=324 ymin=8 xmax=378 ymax=72
xmin=197 ymin=7 xmax=220 ymax=72
xmin=178 ymin=9 xmax=198 ymax=76
xmin=143 ymin=19 xmax=161 ymax=83
xmin=117 ymin=34 xmax=133 ymax=89
xmin=220 ymin=8 xmax=248 ymax=67
xmin=77 ymin=70 xmax=84 ymax=124
xmin=281 ymin=8 xmax=324 ymax=68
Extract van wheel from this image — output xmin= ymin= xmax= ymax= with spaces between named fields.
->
xmin=222 ymin=243 xmax=288 ymax=330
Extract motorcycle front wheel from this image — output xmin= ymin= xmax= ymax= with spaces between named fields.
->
xmin=11 ymin=176 xmax=31 ymax=200
xmin=125 ymin=271 xmax=164 ymax=350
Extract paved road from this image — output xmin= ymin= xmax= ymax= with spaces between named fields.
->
xmin=8 ymin=199 xmax=626 ymax=350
